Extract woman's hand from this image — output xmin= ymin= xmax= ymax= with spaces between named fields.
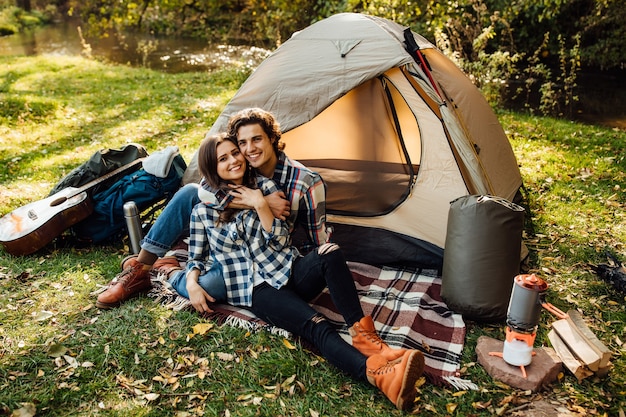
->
xmin=229 ymin=185 xmax=275 ymax=232
xmin=187 ymin=280 xmax=216 ymax=313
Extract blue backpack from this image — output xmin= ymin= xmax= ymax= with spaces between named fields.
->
xmin=72 ymin=153 xmax=186 ymax=243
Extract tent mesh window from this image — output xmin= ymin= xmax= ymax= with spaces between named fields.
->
xmin=282 ymin=73 xmax=420 ymax=216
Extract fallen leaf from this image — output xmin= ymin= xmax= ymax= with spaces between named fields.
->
xmin=472 ymin=400 xmax=492 ymax=409
xmin=283 ymin=339 xmax=297 ymax=350
xmin=33 ymin=311 xmax=54 ymax=321
xmin=12 ymin=402 xmax=36 ymax=417
xmin=47 ymin=343 xmax=67 ymax=358
xmin=216 ymin=352 xmax=235 ymax=361
xmin=281 ymin=374 xmax=296 ymax=388
xmin=236 ymin=393 xmax=253 ymax=401
xmin=63 ymin=355 xmax=79 ymax=368
xmin=144 ymin=393 xmax=160 ymax=401
xmin=192 ymin=322 xmax=214 ymax=335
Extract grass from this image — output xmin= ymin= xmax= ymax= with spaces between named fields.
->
xmin=1 ymin=54 xmax=625 ymax=416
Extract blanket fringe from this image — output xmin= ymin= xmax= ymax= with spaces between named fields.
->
xmin=90 ymin=284 xmax=109 ymax=296
xmin=443 ymin=375 xmax=479 ymax=391
xmin=221 ymin=315 xmax=292 ymax=338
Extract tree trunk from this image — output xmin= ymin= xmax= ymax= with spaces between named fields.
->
xmin=16 ymin=0 xmax=32 ymax=12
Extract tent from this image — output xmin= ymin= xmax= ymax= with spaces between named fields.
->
xmin=183 ymin=12 xmax=522 ymax=268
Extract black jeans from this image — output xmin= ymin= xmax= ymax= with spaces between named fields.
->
xmin=250 ymin=246 xmax=367 ymax=379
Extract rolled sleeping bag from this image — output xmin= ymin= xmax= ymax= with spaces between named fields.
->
xmin=441 ymin=195 xmax=525 ymax=322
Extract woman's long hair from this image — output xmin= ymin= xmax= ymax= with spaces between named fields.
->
xmin=198 ymin=133 xmax=256 ymax=224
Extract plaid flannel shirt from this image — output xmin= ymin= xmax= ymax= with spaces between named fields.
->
xmin=187 ymin=177 xmax=298 ymax=307
xmin=200 ymin=151 xmax=328 ymax=253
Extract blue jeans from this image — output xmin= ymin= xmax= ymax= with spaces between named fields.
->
xmin=167 ymin=261 xmax=227 ymax=302
xmin=251 ymin=247 xmax=367 ymax=380
xmin=141 ymin=183 xmax=200 ymax=257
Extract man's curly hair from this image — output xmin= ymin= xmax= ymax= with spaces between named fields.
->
xmin=226 ymin=108 xmax=285 ymax=153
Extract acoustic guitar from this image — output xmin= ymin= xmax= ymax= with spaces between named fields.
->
xmin=0 ymin=159 xmax=144 ymax=256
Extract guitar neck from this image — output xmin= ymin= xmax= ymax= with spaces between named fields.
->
xmin=55 ymin=158 xmax=145 ymax=203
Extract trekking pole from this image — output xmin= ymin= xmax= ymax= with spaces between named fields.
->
xmin=403 ymin=28 xmax=442 ymax=100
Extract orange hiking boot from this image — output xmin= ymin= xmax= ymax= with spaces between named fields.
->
xmin=350 ymin=316 xmax=406 ymax=360
xmin=366 ymin=350 xmax=425 ymax=411
xmin=96 ymin=258 xmax=152 ymax=309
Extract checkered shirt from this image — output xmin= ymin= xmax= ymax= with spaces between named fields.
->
xmin=200 ymin=151 xmax=328 ymax=253
xmin=187 ymin=177 xmax=298 ymax=307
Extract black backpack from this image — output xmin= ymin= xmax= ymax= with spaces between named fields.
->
xmin=48 ymin=143 xmax=148 ymax=197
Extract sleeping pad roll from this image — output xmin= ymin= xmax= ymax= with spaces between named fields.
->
xmin=441 ymin=195 xmax=525 ymax=322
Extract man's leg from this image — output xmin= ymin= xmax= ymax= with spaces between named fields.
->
xmin=140 ymin=183 xmax=201 ymax=259
xmin=96 ymin=183 xmax=201 ymax=309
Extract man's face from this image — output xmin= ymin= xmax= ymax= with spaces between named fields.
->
xmin=236 ymin=123 xmax=277 ymax=177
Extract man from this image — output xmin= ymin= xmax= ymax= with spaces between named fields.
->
xmin=96 ymin=108 xmax=328 ymax=310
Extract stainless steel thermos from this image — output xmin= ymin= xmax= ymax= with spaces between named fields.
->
xmin=123 ymin=201 xmax=143 ymax=254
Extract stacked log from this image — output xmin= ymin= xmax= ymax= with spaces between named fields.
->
xmin=547 ymin=309 xmax=612 ymax=381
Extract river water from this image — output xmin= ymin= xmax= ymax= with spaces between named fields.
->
xmin=0 ymin=21 xmax=271 ymax=73
xmin=1 ymin=21 xmax=624 ymax=129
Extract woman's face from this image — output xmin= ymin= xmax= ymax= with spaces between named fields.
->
xmin=216 ymin=140 xmax=246 ymax=184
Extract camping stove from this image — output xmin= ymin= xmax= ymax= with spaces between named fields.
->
xmin=490 ymin=274 xmax=567 ymax=377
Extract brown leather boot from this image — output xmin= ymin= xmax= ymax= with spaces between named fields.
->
xmin=350 ymin=316 xmax=406 ymax=360
xmin=121 ymin=255 xmax=181 ymax=278
xmin=152 ymin=256 xmax=182 ymax=278
xmin=120 ymin=254 xmax=138 ymax=270
xmin=96 ymin=258 xmax=152 ymax=309
xmin=366 ymin=350 xmax=425 ymax=411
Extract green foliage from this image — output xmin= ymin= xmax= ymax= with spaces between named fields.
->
xmin=411 ymin=0 xmax=586 ymax=116
xmin=347 ymin=0 xmax=426 ymax=27
xmin=578 ymin=0 xmax=626 ymax=70
xmin=513 ymin=32 xmax=581 ymax=118
xmin=0 ymin=5 xmax=51 ymax=34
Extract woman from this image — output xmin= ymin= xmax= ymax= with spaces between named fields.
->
xmin=169 ymin=133 xmax=425 ymax=411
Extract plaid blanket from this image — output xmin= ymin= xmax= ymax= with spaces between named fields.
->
xmin=148 ymin=260 xmax=468 ymax=387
